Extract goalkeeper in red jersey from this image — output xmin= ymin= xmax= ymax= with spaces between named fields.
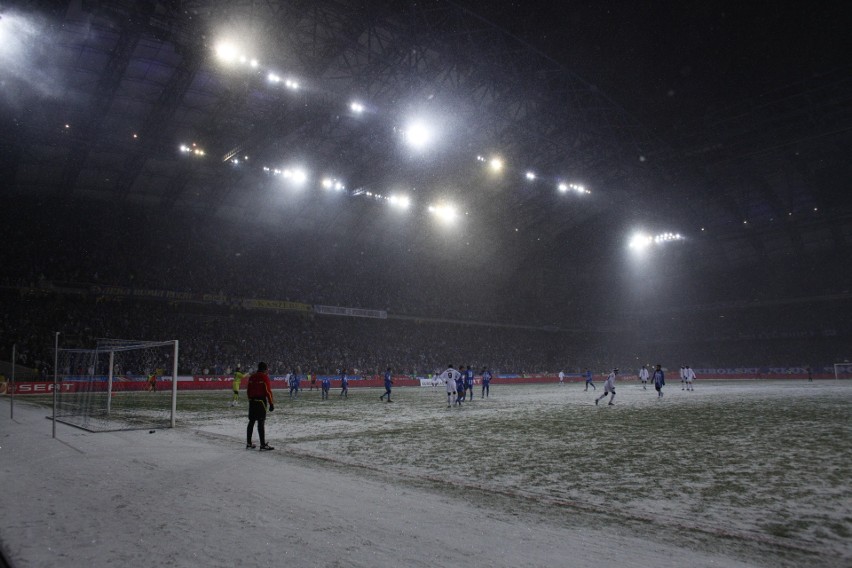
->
xmin=246 ymin=362 xmax=275 ymax=451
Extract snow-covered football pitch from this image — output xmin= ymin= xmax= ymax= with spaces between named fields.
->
xmin=1 ymin=380 xmax=849 ymax=567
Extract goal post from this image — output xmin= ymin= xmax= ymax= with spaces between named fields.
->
xmin=833 ymin=363 xmax=851 ymax=380
xmin=53 ymin=338 xmax=179 ymax=432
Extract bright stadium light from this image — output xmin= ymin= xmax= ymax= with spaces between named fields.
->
xmin=654 ymin=232 xmax=684 ymax=243
xmin=628 ymin=233 xmax=653 ymax=251
xmin=350 ymin=101 xmax=365 ymax=113
xmin=268 ymin=73 xmax=281 ymax=84
xmin=489 ymin=157 xmax=503 ymax=172
xmin=292 ymin=168 xmax=308 ymax=184
xmin=321 ymin=176 xmax=345 ymax=191
xmin=214 ymin=42 xmax=239 ymax=63
xmin=630 ymin=231 xmax=684 ymax=251
xmin=525 ymin=171 xmax=536 ymax=181
xmin=180 ymin=143 xmax=205 ymax=157
xmin=249 ymin=59 xmax=259 ymax=68
xmin=558 ymin=182 xmax=568 ymax=192
xmin=388 ymin=195 xmax=411 ymax=209
xmin=403 ymin=121 xmax=433 ymax=150
xmin=428 ymin=203 xmax=457 ymax=223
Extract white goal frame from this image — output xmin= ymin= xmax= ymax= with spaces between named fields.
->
xmin=52 ymin=338 xmax=179 ymax=435
xmin=833 ymin=363 xmax=851 ymax=380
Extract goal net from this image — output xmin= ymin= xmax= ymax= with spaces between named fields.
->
xmin=54 ymin=339 xmax=178 ymax=432
xmin=833 ymin=363 xmax=852 ymax=380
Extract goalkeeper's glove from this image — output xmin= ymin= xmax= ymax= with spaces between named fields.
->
xmin=268 ymin=404 xmax=274 ymax=412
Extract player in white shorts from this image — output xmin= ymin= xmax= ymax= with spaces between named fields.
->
xmin=595 ymin=369 xmax=618 ymax=406
xmin=679 ymin=365 xmax=686 ymax=390
xmin=440 ymin=365 xmax=462 ymax=407
xmin=638 ymin=365 xmax=649 ymax=390
xmin=684 ymin=365 xmax=696 ymax=391
xmin=558 ymin=370 xmax=565 ymax=385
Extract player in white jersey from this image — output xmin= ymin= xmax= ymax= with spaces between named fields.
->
xmin=679 ymin=366 xmax=686 ymax=390
xmin=684 ymin=365 xmax=696 ymax=391
xmin=638 ymin=365 xmax=649 ymax=390
xmin=595 ymin=369 xmax=618 ymax=406
xmin=558 ymin=370 xmax=565 ymax=385
xmin=439 ymin=365 xmax=462 ymax=407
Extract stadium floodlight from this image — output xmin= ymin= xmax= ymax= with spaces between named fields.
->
xmin=403 ymin=120 xmax=433 ymax=150
xmin=428 ymin=203 xmax=457 ymax=223
xmin=558 ymin=182 xmax=568 ymax=192
xmin=321 ymin=176 xmax=345 ymax=191
xmin=388 ymin=195 xmax=411 ymax=209
xmin=285 ymin=79 xmax=300 ymax=90
xmin=268 ymin=72 xmax=281 ymax=84
xmin=292 ymin=168 xmax=308 ymax=184
xmin=489 ymin=157 xmax=503 ymax=172
xmin=180 ymin=143 xmax=205 ymax=156
xmin=525 ymin=171 xmax=536 ymax=181
xmin=250 ymin=59 xmax=258 ymax=68
xmin=654 ymin=232 xmax=683 ymax=243
xmin=628 ymin=233 xmax=653 ymax=251
xmin=214 ymin=41 xmax=239 ymax=63
xmin=350 ymin=101 xmax=365 ymax=113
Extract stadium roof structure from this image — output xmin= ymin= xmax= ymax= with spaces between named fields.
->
xmin=2 ymin=1 xmax=851 ymax=319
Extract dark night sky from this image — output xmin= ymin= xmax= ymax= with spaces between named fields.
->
xmin=469 ymin=1 xmax=851 ymax=143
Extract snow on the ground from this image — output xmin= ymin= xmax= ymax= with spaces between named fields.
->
xmin=0 ymin=395 xmax=779 ymax=568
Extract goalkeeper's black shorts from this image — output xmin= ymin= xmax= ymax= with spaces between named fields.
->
xmin=249 ymin=399 xmax=267 ymax=421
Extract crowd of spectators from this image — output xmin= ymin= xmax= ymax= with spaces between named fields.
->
xmin=0 ymin=293 xmax=567 ymax=376
xmin=0 ymin=200 xmax=528 ymax=324
xmin=2 ymin=199 xmax=849 ymax=375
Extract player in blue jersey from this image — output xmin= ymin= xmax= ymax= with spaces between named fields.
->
xmin=481 ymin=367 xmax=492 ymax=398
xmin=339 ymin=369 xmax=349 ymax=398
xmin=464 ymin=366 xmax=474 ymax=401
xmin=289 ymin=368 xmax=301 ymax=399
xmin=455 ymin=368 xmax=465 ymax=405
xmin=584 ymin=369 xmax=596 ymax=391
xmin=379 ymin=367 xmax=393 ymax=402
xmin=653 ymin=364 xmax=665 ymax=398
xmin=321 ymin=375 xmax=331 ymax=400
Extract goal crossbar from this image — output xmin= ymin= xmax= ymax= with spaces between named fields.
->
xmin=53 ymin=339 xmax=179 ymax=433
